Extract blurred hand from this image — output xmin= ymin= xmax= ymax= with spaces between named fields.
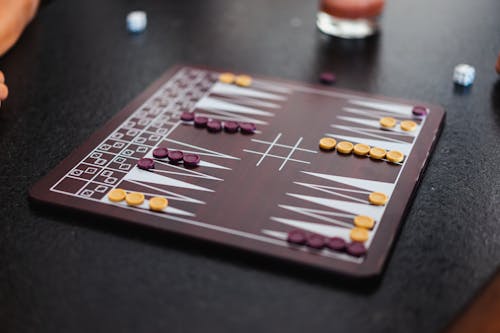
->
xmin=0 ymin=0 xmax=40 ymax=56
xmin=0 ymin=71 xmax=7 ymax=102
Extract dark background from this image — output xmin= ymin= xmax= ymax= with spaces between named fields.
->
xmin=1 ymin=0 xmax=499 ymax=332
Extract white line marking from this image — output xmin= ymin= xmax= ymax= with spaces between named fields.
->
xmin=278 ymin=137 xmax=303 ymax=171
xmin=251 ymin=139 xmax=317 ymax=153
xmin=256 ymin=133 xmax=282 ymax=166
xmin=243 ymin=150 xmax=310 ymax=165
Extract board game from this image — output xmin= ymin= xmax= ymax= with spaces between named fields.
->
xmin=30 ymin=65 xmax=445 ymax=277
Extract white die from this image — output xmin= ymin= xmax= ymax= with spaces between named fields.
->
xmin=126 ymin=11 xmax=147 ymax=33
xmin=453 ymin=64 xmax=475 ymax=86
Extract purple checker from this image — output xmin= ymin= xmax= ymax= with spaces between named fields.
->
xmin=327 ymin=237 xmax=346 ymax=252
xmin=137 ymin=158 xmax=155 ymax=170
xmin=240 ymin=122 xmax=256 ymax=134
xmin=223 ymin=121 xmax=240 ymax=133
xmin=287 ymin=229 xmax=306 ymax=245
xmin=194 ymin=116 xmax=209 ymax=128
xmin=181 ymin=111 xmax=195 ymax=121
xmin=412 ymin=106 xmax=428 ymax=117
xmin=183 ymin=154 xmax=201 ymax=167
xmin=167 ymin=150 xmax=184 ymax=163
xmin=207 ymin=120 xmax=222 ymax=133
xmin=306 ymin=234 xmax=326 ymax=249
xmin=346 ymin=242 xmax=367 ymax=257
xmin=319 ymin=72 xmax=336 ymax=85
xmin=152 ymin=147 xmax=169 ymax=159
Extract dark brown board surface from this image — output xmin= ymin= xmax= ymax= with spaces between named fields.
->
xmin=30 ymin=65 xmax=445 ymax=277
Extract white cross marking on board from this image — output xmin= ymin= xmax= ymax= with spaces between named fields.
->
xmin=243 ymin=133 xmax=316 ymax=171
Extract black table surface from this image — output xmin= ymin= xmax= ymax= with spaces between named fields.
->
xmin=1 ymin=0 xmax=499 ymax=332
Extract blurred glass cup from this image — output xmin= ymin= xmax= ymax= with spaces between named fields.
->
xmin=317 ymin=0 xmax=385 ymax=39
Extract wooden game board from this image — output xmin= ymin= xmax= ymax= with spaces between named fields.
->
xmin=30 ymin=65 xmax=445 ymax=277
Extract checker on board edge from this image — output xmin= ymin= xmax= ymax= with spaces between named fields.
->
xmin=29 ymin=65 xmax=445 ymax=278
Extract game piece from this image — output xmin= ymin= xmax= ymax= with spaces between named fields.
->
xmin=412 ymin=106 xmax=428 ymax=117
xmin=239 ymin=122 xmax=256 ymax=134
xmin=369 ymin=147 xmax=386 ymax=160
xmin=0 ymin=83 xmax=8 ymax=100
xmin=319 ymin=137 xmax=337 ymax=151
xmin=386 ymin=150 xmax=404 ymax=163
xmin=180 ymin=111 xmax=195 ymax=121
xmin=379 ymin=117 xmax=397 ymax=129
xmin=368 ymin=192 xmax=388 ymax=206
xmin=327 ymin=237 xmax=346 ymax=252
xmin=453 ymin=64 xmax=475 ymax=86
xmin=354 ymin=215 xmax=375 ymax=229
xmin=336 ymin=141 xmax=354 ymax=154
xmin=306 ymin=233 xmax=326 ymax=249
xmin=126 ymin=192 xmax=145 ymax=206
xmin=183 ymin=153 xmax=201 ymax=167
xmin=400 ymin=120 xmax=417 ymax=132
xmin=219 ymin=72 xmax=235 ymax=84
xmin=167 ymin=150 xmax=184 ymax=163
xmin=149 ymin=196 xmax=168 ymax=212
xmin=287 ymin=229 xmax=307 ymax=245
xmin=235 ymin=75 xmax=252 ymax=87
xmin=350 ymin=227 xmax=369 ymax=242
xmin=30 ymin=65 xmax=445 ymax=277
xmin=126 ymin=11 xmax=147 ymax=34
xmin=194 ymin=116 xmax=209 ymax=128
xmin=353 ymin=143 xmax=370 ymax=156
xmin=107 ymin=188 xmax=127 ymax=202
xmin=137 ymin=158 xmax=155 ymax=170
xmin=346 ymin=242 xmax=367 ymax=257
xmin=152 ymin=147 xmax=169 ymax=159
xmin=319 ymin=72 xmax=336 ymax=85
xmin=223 ymin=121 xmax=240 ymax=133
xmin=207 ymin=119 xmax=222 ymax=133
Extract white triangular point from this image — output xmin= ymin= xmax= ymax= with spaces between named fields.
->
xmin=101 ymin=196 xmax=195 ymax=217
xmin=270 ymin=217 xmax=351 ymax=239
xmin=211 ymin=82 xmax=286 ymax=102
xmin=126 ymin=179 xmax=205 ymax=204
xmin=293 ymin=182 xmax=367 ymax=204
xmin=125 ymin=168 xmax=213 ymax=192
xmin=325 ymin=133 xmax=411 ymax=155
xmin=198 ymin=160 xmax=231 ymax=170
xmin=251 ymin=80 xmax=293 ymax=95
xmin=151 ymin=159 xmax=222 ymax=181
xmin=343 ymin=107 xmax=400 ymax=119
xmin=261 ymin=229 xmax=288 ymax=240
xmin=144 ymin=151 xmax=231 ymax=170
xmin=286 ymin=193 xmax=386 ymax=221
xmin=197 ymin=97 xmax=275 ymax=117
xmin=331 ymin=125 xmax=415 ymax=142
xmin=194 ymin=111 xmax=269 ymax=126
xmin=349 ymin=99 xmax=413 ymax=115
xmin=302 ymin=172 xmax=395 ymax=194
xmin=278 ymin=204 xmax=353 ymax=228
xmin=335 ymin=118 xmax=417 ymax=137
xmin=164 ymin=138 xmax=240 ymax=160
xmin=152 ymin=168 xmax=222 ymax=181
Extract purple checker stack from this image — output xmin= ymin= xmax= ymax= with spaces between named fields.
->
xmin=137 ymin=158 xmax=155 ymax=170
xmin=183 ymin=154 xmax=201 ymax=167
xmin=194 ymin=116 xmax=209 ymax=128
xmin=240 ymin=122 xmax=256 ymax=134
xmin=223 ymin=121 xmax=239 ymax=133
xmin=181 ymin=111 xmax=195 ymax=122
xmin=167 ymin=150 xmax=184 ymax=163
xmin=152 ymin=147 xmax=169 ymax=159
xmin=207 ymin=120 xmax=222 ymax=133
